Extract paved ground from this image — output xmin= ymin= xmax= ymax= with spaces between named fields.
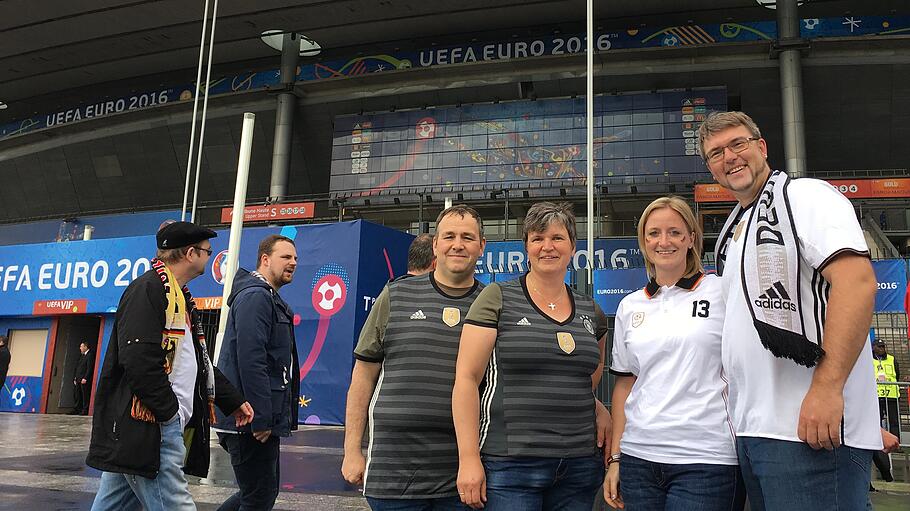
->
xmin=1 ymin=412 xmax=908 ymax=510
xmin=0 ymin=412 xmax=367 ymax=510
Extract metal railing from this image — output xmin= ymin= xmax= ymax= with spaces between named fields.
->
xmin=877 ymin=381 xmax=909 ymax=483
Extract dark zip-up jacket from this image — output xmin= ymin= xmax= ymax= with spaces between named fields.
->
xmin=86 ymin=269 xmax=245 ymax=478
xmin=214 ymin=269 xmax=300 ymax=436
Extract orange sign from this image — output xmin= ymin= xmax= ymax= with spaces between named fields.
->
xmin=194 ymin=296 xmax=223 ymax=310
xmin=871 ymin=178 xmax=910 ymax=198
xmin=221 ymin=202 xmax=315 ymax=223
xmin=694 ymin=184 xmax=735 ymax=203
xmin=33 ymin=299 xmax=88 ymax=315
xmin=695 ymin=178 xmax=910 ymax=203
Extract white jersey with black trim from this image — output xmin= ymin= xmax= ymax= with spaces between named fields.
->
xmin=719 ymin=178 xmax=882 ymax=450
xmin=611 ymin=273 xmax=737 ymax=465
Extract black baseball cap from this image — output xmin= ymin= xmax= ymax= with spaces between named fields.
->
xmin=873 ymin=340 xmax=886 ymax=346
xmin=156 ymin=221 xmax=217 ymax=249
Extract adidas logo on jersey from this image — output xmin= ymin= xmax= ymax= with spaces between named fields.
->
xmin=410 ymin=310 xmax=427 ymax=320
xmin=754 ymin=281 xmax=797 ymax=312
xmin=516 ymin=317 xmax=531 ymax=326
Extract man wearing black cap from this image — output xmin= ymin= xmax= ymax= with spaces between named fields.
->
xmin=87 ymin=221 xmax=254 ymax=511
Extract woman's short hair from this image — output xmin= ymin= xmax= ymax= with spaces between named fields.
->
xmin=637 ymin=196 xmax=704 ymax=278
xmin=522 ymin=202 xmax=577 ymax=247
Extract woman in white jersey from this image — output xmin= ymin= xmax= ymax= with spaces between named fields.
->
xmin=603 ymin=197 xmax=742 ymax=510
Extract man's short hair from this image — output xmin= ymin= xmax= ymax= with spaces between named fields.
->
xmin=156 ymin=246 xmax=193 ymax=264
xmin=522 ymin=202 xmax=577 ymax=247
xmin=257 ymin=235 xmax=296 ymax=268
xmin=435 ymin=205 xmax=483 ymax=238
xmin=696 ymin=111 xmax=763 ymax=159
xmin=407 ymin=234 xmax=435 ymax=273
xmin=0 ymin=335 xmax=7 ymax=347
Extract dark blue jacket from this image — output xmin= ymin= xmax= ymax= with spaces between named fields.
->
xmin=215 ymin=269 xmax=299 ymax=436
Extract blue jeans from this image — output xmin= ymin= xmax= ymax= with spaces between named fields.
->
xmin=366 ymin=495 xmax=465 ymax=510
xmin=618 ymin=454 xmax=743 ymax=511
xmin=482 ymin=454 xmax=605 ymax=511
xmin=217 ymin=433 xmax=281 ymax=511
xmin=737 ymin=437 xmax=873 ymax=511
xmin=91 ymin=414 xmax=195 ymax=511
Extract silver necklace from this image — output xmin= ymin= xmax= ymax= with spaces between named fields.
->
xmin=530 ymin=280 xmax=563 ymax=311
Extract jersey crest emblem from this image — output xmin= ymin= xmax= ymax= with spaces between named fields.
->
xmin=442 ymin=307 xmax=460 ymax=327
xmin=557 ymin=332 xmax=575 ymax=354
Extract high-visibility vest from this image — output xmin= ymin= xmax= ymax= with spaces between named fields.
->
xmin=874 ymin=355 xmax=899 ymax=398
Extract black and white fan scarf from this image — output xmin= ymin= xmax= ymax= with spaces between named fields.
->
xmin=715 ymin=170 xmax=825 ymax=368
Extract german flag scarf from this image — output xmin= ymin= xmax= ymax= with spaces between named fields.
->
xmin=130 ymin=259 xmax=217 ymax=424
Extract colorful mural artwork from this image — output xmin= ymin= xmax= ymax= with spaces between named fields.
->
xmin=329 ymin=90 xmax=727 ymax=196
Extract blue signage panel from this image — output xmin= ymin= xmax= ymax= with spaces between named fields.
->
xmin=872 ymin=259 xmax=908 ymax=313
xmin=478 ymin=239 xmax=643 ymax=275
xmin=0 ymin=220 xmax=413 ymax=425
xmin=593 ymin=268 xmax=649 ymax=315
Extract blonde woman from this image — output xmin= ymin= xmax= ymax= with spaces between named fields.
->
xmin=604 ymin=197 xmax=741 ymax=510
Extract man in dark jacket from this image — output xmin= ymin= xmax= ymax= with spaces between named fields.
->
xmin=0 ymin=335 xmax=10 ymax=391
xmin=214 ymin=234 xmax=300 ymax=511
xmin=71 ymin=341 xmax=94 ymax=415
xmin=87 ymin=221 xmax=254 ymax=511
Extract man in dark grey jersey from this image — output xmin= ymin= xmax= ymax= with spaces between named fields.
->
xmin=342 ymin=205 xmax=485 ymax=511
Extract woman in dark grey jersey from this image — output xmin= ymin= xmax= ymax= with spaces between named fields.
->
xmin=452 ymin=202 xmax=610 ymax=511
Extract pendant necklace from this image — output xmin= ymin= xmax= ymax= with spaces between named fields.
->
xmin=530 ymin=278 xmax=563 ymax=311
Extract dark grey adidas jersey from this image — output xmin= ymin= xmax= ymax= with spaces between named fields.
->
xmin=465 ymin=276 xmax=605 ymax=458
xmin=362 ymin=272 xmax=484 ymax=499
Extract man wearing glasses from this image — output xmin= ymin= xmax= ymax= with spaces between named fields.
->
xmin=88 ymin=221 xmax=254 ymax=511
xmin=700 ymin=112 xmax=881 ymax=510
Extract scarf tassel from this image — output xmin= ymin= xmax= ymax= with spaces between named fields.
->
xmin=753 ymin=320 xmax=825 ymax=368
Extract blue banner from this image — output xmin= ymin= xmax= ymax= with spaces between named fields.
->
xmin=593 ymin=268 xmax=649 ymax=315
xmin=872 ymin=259 xmax=908 ymax=313
xmin=0 ymin=220 xmax=413 ymax=425
xmin=4 ymin=15 xmax=910 ymax=140
xmin=478 ymin=239 xmax=642 ymax=275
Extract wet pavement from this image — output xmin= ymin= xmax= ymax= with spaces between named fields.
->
xmin=0 ymin=412 xmax=368 ymax=510
xmin=1 ymin=412 xmax=908 ymax=510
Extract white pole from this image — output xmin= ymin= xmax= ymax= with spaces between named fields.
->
xmin=182 ymin=0 xmax=211 ymax=221
xmin=191 ymin=0 xmax=220 ymax=223
xmin=586 ymin=0 xmax=595 ymax=286
xmin=213 ymin=112 xmax=255 ymax=365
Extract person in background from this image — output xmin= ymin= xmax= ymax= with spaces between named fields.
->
xmin=214 ymin=234 xmax=301 ymax=511
xmin=87 ymin=221 xmax=254 ymax=511
xmin=0 ymin=335 xmax=10 ymax=391
xmin=394 ymin=233 xmax=436 ymax=281
xmin=71 ymin=341 xmax=94 ymax=415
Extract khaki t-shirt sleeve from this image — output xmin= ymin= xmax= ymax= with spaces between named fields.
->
xmin=464 ymin=284 xmax=503 ymax=328
xmin=353 ymin=285 xmax=390 ymax=362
